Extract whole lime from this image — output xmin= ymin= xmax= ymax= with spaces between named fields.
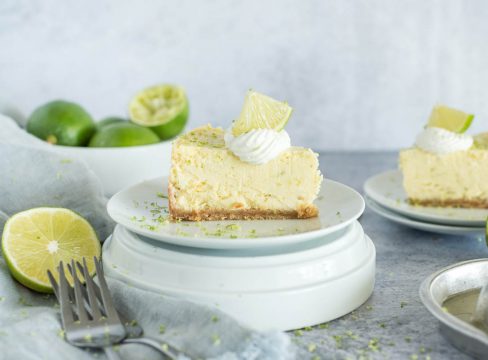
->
xmin=96 ymin=117 xmax=127 ymax=130
xmin=26 ymin=100 xmax=96 ymax=146
xmin=129 ymin=84 xmax=189 ymax=140
xmin=88 ymin=123 xmax=160 ymax=147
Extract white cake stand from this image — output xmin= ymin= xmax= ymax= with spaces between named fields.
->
xmin=103 ymin=221 xmax=375 ymax=331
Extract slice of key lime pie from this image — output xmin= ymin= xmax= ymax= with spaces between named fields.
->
xmin=168 ymin=90 xmax=323 ymax=221
xmin=399 ymin=105 xmax=488 ymax=208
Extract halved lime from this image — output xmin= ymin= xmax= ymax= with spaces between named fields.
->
xmin=427 ymin=105 xmax=474 ymax=133
xmin=88 ymin=123 xmax=160 ymax=147
xmin=2 ymin=208 xmax=101 ymax=293
xmin=231 ymin=90 xmax=293 ymax=136
xmin=96 ymin=117 xmax=127 ymax=130
xmin=129 ymin=84 xmax=189 ymax=140
xmin=26 ymin=100 xmax=96 ymax=146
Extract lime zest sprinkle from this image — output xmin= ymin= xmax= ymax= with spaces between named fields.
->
xmin=368 ymin=338 xmax=380 ymax=352
xmin=211 ymin=334 xmax=221 ymax=346
xmin=18 ymin=297 xmax=32 ymax=306
xmin=159 ymin=325 xmax=166 ymax=334
xmin=308 ymin=343 xmax=317 ymax=353
xmin=157 ymin=192 xmax=168 ymax=199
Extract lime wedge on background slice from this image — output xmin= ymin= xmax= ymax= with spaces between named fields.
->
xmin=2 ymin=208 xmax=101 ymax=293
xmin=129 ymin=84 xmax=189 ymax=140
xmin=231 ymin=90 xmax=293 ymax=136
xmin=427 ymin=105 xmax=474 ymax=133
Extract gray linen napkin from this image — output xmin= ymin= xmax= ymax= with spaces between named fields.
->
xmin=0 ymin=115 xmax=294 ymax=359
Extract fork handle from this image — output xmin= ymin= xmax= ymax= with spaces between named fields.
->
xmin=122 ymin=337 xmax=183 ymax=359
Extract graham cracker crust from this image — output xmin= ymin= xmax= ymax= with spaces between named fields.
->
xmin=168 ymin=184 xmax=318 ymax=221
xmin=408 ymin=198 xmax=488 ymax=209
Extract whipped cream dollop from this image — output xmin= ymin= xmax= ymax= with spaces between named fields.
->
xmin=415 ymin=127 xmax=473 ymax=154
xmin=224 ymin=129 xmax=291 ymax=165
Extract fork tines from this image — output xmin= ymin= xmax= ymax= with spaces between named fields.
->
xmin=47 ymin=257 xmax=120 ymax=326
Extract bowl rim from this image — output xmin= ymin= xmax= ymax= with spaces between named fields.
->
xmin=50 ymin=139 xmax=173 ymax=151
xmin=419 ymin=258 xmax=488 ymax=346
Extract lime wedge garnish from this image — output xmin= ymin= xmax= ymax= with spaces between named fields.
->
xmin=427 ymin=105 xmax=474 ymax=133
xmin=129 ymin=84 xmax=189 ymax=140
xmin=1 ymin=208 xmax=101 ymax=293
xmin=231 ymin=90 xmax=293 ymax=136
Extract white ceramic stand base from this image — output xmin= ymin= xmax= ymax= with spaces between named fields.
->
xmin=103 ymin=221 xmax=375 ymax=331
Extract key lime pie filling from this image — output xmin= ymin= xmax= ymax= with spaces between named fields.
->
xmin=399 ymin=105 xmax=488 ymax=208
xmin=168 ymin=91 xmax=323 ymax=221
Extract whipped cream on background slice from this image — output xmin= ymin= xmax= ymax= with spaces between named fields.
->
xmin=415 ymin=127 xmax=473 ymax=154
xmin=224 ymin=129 xmax=291 ymax=165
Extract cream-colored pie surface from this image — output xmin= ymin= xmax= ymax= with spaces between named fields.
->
xmin=399 ymin=147 xmax=488 ymax=208
xmin=169 ymin=125 xmax=323 ymax=220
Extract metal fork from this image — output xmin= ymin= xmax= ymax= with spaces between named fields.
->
xmin=48 ymin=258 xmax=126 ymax=359
xmin=48 ymin=257 xmax=184 ymax=359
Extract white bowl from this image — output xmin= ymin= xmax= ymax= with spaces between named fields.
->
xmin=103 ymin=221 xmax=376 ymax=331
xmin=49 ymin=142 xmax=172 ymax=195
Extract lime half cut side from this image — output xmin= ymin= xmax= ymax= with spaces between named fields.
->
xmin=231 ymin=90 xmax=293 ymax=136
xmin=427 ymin=105 xmax=474 ymax=133
xmin=1 ymin=207 xmax=101 ymax=293
xmin=129 ymin=84 xmax=189 ymax=140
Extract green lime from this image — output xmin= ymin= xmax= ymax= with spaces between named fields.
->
xmin=88 ymin=123 xmax=160 ymax=147
xmin=2 ymin=207 xmax=101 ymax=293
xmin=97 ymin=117 xmax=127 ymax=130
xmin=26 ymin=100 xmax=96 ymax=146
xmin=427 ymin=105 xmax=474 ymax=133
xmin=231 ymin=90 xmax=293 ymax=136
xmin=129 ymin=84 xmax=189 ymax=140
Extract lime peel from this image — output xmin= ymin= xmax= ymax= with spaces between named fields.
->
xmin=427 ymin=104 xmax=474 ymax=133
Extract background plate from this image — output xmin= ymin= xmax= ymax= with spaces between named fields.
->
xmin=366 ymin=196 xmax=484 ymax=236
xmin=364 ymin=170 xmax=488 ymax=227
xmin=107 ymin=176 xmax=365 ymax=249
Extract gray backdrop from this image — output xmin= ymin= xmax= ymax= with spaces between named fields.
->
xmin=1 ymin=0 xmax=487 ymax=150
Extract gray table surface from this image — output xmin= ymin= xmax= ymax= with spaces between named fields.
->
xmin=291 ymin=151 xmax=488 ymax=360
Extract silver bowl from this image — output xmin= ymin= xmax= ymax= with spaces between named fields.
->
xmin=420 ymin=259 xmax=488 ymax=359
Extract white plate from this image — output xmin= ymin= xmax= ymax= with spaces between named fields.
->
xmin=364 ymin=170 xmax=488 ymax=227
xmin=107 ymin=176 xmax=365 ymax=249
xmin=366 ymin=196 xmax=484 ymax=236
xmin=103 ymin=222 xmax=375 ymax=331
